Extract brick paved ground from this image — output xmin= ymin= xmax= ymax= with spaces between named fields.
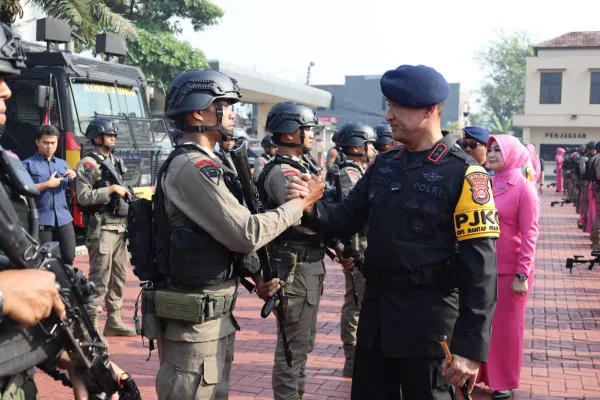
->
xmin=33 ymin=189 xmax=600 ymax=399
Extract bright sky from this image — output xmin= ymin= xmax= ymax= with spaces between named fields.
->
xmin=178 ymin=0 xmax=600 ymax=100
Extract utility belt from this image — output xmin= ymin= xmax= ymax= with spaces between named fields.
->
xmin=365 ymin=262 xmax=455 ymax=291
xmin=39 ymin=225 xmax=56 ymax=232
xmin=135 ymin=282 xmax=237 ymax=339
xmin=0 ymin=369 xmax=36 ymax=400
xmin=270 ymin=241 xmax=325 ymax=264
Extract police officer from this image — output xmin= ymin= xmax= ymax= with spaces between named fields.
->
xmin=0 ymin=22 xmax=127 ymax=400
xmin=331 ymin=122 xmax=376 ymax=377
xmin=155 ymin=70 xmax=323 ymax=400
xmin=373 ymin=124 xmax=394 ymax=152
xmin=75 ymin=117 xmax=137 ymax=338
xmin=255 ymin=101 xmax=326 ymax=400
xmin=286 ymin=65 xmax=498 ymax=399
xmin=324 ymin=131 xmax=342 ymax=185
xmin=579 ymin=141 xmax=597 ymax=229
xmin=253 ymin=134 xmax=277 ymax=181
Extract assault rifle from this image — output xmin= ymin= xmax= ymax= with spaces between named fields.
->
xmin=229 ymin=139 xmax=293 ymax=367
xmin=332 ymin=164 xmax=360 ymax=306
xmin=565 ymin=250 xmax=600 ymax=273
xmin=98 ymin=155 xmax=137 ymax=202
xmin=0 ymin=182 xmax=141 ymax=399
xmin=551 ymin=198 xmax=573 ymax=207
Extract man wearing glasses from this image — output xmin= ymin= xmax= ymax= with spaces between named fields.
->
xmin=460 ymin=126 xmax=492 ymax=174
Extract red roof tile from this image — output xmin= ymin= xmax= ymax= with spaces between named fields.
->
xmin=535 ymin=31 xmax=600 ymax=49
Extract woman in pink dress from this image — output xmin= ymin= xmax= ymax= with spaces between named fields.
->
xmin=477 ymin=134 xmax=541 ymax=399
xmin=555 ymin=147 xmax=566 ymax=192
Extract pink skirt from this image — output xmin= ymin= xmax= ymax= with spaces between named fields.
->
xmin=477 ymin=273 xmax=533 ymax=391
xmin=587 ymin=182 xmax=596 ymax=233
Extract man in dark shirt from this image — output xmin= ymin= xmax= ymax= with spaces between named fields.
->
xmin=23 ymin=124 xmax=76 ymax=265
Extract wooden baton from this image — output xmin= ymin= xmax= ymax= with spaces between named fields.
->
xmin=439 ymin=335 xmax=472 ymax=400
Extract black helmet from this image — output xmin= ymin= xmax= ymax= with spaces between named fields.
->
xmin=595 ymin=142 xmax=600 ymax=152
xmin=85 ymin=117 xmax=119 ymax=141
xmin=586 ymin=141 xmax=596 ymax=150
xmin=261 ymin=134 xmax=276 ymax=150
xmin=266 ymin=102 xmax=319 ymax=154
xmin=0 ymin=23 xmax=26 ymax=76
xmin=164 ymin=69 xmax=241 ymax=139
xmin=337 ymin=122 xmax=376 ymax=148
xmin=266 ymin=102 xmax=318 ymax=134
xmin=373 ymin=124 xmax=393 ymax=146
xmin=331 ymin=130 xmax=340 ymax=144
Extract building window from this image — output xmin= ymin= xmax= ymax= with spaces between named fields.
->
xmin=539 ymin=72 xmax=562 ymax=104
xmin=330 ymin=95 xmax=335 ymax=110
xmin=591 ymin=72 xmax=600 ymax=104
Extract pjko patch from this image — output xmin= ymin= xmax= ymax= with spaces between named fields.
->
xmin=465 ymin=172 xmax=491 ymax=205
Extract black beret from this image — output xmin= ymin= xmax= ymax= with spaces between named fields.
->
xmin=380 ymin=65 xmax=449 ymax=108
xmin=463 ymin=126 xmax=490 ymax=144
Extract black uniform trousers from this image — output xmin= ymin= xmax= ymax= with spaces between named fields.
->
xmin=351 ymin=334 xmax=455 ymax=400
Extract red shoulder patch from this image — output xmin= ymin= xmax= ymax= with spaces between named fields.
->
xmin=283 ymin=169 xmax=300 ymax=176
xmin=257 ymin=160 xmax=265 ymax=167
xmin=195 ymin=159 xmax=218 ymax=169
xmin=83 ymin=161 xmax=96 ymax=168
xmin=328 ymin=149 xmax=337 ymax=157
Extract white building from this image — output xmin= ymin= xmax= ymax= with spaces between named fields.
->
xmin=513 ymin=32 xmax=600 ymax=161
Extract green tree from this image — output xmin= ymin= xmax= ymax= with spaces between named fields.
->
xmin=475 ymin=30 xmax=533 ymax=136
xmin=105 ymin=0 xmax=224 ymax=34
xmin=104 ymin=0 xmax=224 ymax=84
xmin=130 ymin=27 xmax=209 ymax=85
xmin=0 ymin=0 xmax=136 ymax=43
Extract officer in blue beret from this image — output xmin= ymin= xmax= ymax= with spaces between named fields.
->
xmin=284 ymin=64 xmax=498 ymax=399
xmin=461 ymin=126 xmax=492 ymax=171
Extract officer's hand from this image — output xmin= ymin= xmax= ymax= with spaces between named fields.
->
xmin=254 ymin=276 xmax=283 ymax=302
xmin=110 ymin=185 xmax=130 ymax=198
xmin=65 ymin=169 xmax=77 ymax=179
xmin=334 ymin=245 xmax=355 ymax=271
xmin=285 ymin=175 xmax=310 ymax=201
xmin=47 ymin=171 xmax=64 ymax=188
xmin=0 ymin=270 xmax=66 ymax=328
xmin=442 ymin=354 xmax=480 ymax=393
xmin=300 ymin=175 xmax=324 ymax=210
xmin=59 ymin=351 xmax=120 ymax=400
xmin=510 ymin=277 xmax=528 ymax=296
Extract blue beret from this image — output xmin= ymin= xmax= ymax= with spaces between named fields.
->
xmin=463 ymin=126 xmax=490 ymax=144
xmin=380 ymin=65 xmax=449 ymax=108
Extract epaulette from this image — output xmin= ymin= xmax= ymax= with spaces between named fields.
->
xmin=448 ymin=146 xmax=478 ymax=165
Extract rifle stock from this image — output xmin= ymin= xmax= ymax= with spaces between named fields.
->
xmin=0 ymin=181 xmax=141 ymax=399
xmin=229 ymin=139 xmax=293 ymax=367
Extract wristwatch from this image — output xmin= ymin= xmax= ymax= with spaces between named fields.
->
xmin=516 ymin=273 xmax=528 ymax=282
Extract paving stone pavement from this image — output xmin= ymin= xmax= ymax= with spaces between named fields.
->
xmin=32 ymin=189 xmax=600 ymax=399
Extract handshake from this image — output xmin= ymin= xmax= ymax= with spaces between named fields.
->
xmin=285 ymin=174 xmax=325 ymax=215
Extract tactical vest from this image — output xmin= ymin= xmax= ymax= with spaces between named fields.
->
xmin=256 ymin=154 xmax=320 ymax=246
xmin=78 ymin=152 xmax=127 ymax=216
xmin=585 ymin=155 xmax=598 ymax=182
xmin=363 ymin=142 xmax=477 ymax=275
xmin=0 ymin=155 xmax=58 ymax=382
xmin=156 ymin=144 xmax=244 ymax=287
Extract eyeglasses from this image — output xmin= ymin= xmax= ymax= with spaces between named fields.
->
xmin=460 ymin=141 xmax=484 ymax=150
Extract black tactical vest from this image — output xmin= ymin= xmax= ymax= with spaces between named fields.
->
xmin=0 ymin=168 xmax=58 ymax=380
xmin=156 ymin=144 xmax=243 ymax=287
xmin=361 ymin=136 xmax=477 ymax=274
xmin=256 ymin=154 xmax=320 ymax=245
xmin=78 ymin=152 xmax=126 ymax=216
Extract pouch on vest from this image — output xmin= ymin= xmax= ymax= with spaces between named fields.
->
xmin=169 ymin=227 xmax=231 ymax=286
xmin=127 ymin=198 xmax=156 ymax=282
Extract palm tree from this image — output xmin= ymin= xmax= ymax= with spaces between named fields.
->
xmin=0 ymin=0 xmax=136 ymax=44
